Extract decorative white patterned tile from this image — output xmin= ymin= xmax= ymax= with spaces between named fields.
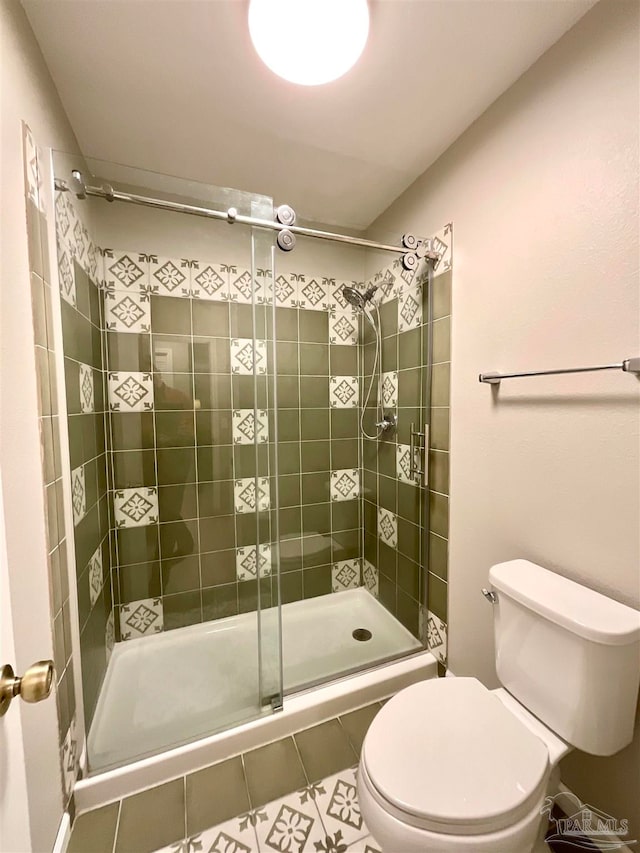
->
xmin=96 ymin=246 xmax=107 ymax=289
xmin=154 ymin=814 xmax=260 ymax=853
xmin=23 ymin=126 xmax=37 ymax=204
xmin=398 ymin=284 xmax=422 ymax=332
xmin=396 ymin=443 xmax=420 ymax=485
xmin=332 ymin=559 xmax=360 ymax=592
xmin=381 ymin=371 xmax=397 ymax=409
xmin=390 ymin=255 xmax=410 ymax=285
xmin=103 ymin=249 xmax=149 ymax=292
xmin=120 ymin=597 xmax=163 ymax=640
xmin=234 ymin=477 xmax=270 ymax=514
xmin=400 ymin=257 xmax=422 ymax=292
xmin=330 ymin=376 xmax=358 ymax=409
xmin=88 ymin=546 xmax=103 ymax=607
xmin=330 ymin=469 xmax=360 ymax=502
xmin=363 ymin=560 xmax=378 ymax=598
xmin=329 ymin=310 xmax=359 ymax=346
xmin=236 ymin=543 xmax=272 ymax=581
xmin=346 ymin=836 xmax=382 ymax=853
xmin=55 ymin=190 xmax=72 ymax=239
xmin=71 ymin=465 xmax=86 ymax=526
xmin=57 ymin=238 xmax=76 ymax=306
xmin=431 ymin=222 xmax=453 ymax=277
xmin=373 ymin=265 xmax=400 ymax=305
xmin=231 ymin=339 xmax=267 ymax=375
xmin=63 ymin=196 xmax=82 ymax=253
xmin=377 ymin=508 xmax=397 ymax=548
xmin=297 ymin=276 xmax=327 ymax=311
xmin=254 ymin=267 xmax=274 ymax=305
xmin=427 ymin=610 xmax=447 ymax=664
xmin=252 ymin=788 xmax=328 ymax=853
xmin=228 ymin=266 xmax=255 ymax=304
xmin=108 ymin=371 xmax=153 ymax=412
xmin=72 ymin=217 xmax=91 ymax=271
xmin=232 ymin=409 xmax=269 ymax=444
xmin=329 ymin=279 xmax=353 ymax=312
xmin=411 ymin=250 xmax=433 ymax=292
xmin=104 ymin=289 xmax=151 ymax=333
xmin=148 ymin=255 xmax=190 ymax=297
xmin=190 ymin=260 xmax=230 ymax=300
xmin=61 ymin=717 xmax=78 ymax=800
xmin=24 ymin=126 xmax=45 ymax=211
xmin=35 ymin=139 xmax=50 ymax=213
xmin=87 ymin=240 xmax=100 ymax=284
xmin=105 ymin=609 xmax=115 ymax=664
xmin=274 ymin=274 xmax=298 ymax=308
xmin=114 ymin=486 xmax=159 ymax=528
xmin=78 ymin=363 xmax=95 ymax=413
xmin=313 ymin=768 xmax=368 ymax=849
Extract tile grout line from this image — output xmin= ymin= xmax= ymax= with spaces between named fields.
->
xmin=335 ymin=714 xmax=361 ymax=767
xmin=290 ymin=732 xmax=312 ymax=789
xmin=188 ymin=282 xmax=204 ymax=625
xmin=110 ymin=799 xmax=122 ymax=853
xmin=239 ymin=750 xmax=255 ymax=812
xmin=182 ymin=774 xmax=187 ymax=843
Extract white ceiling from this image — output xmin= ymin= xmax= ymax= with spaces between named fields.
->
xmin=23 ymin=0 xmax=595 ymax=229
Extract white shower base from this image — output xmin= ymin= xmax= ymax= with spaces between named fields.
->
xmin=88 ymin=588 xmax=422 ymax=773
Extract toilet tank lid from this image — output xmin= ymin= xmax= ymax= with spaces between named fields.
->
xmin=489 ymin=560 xmax=640 ymax=646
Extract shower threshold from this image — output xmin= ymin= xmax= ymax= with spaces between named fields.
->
xmin=87 ymin=588 xmax=422 ymax=773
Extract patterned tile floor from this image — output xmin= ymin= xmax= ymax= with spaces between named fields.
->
xmin=67 ymin=697 xmax=573 ymax=853
xmin=153 ymin=766 xmax=380 ymax=853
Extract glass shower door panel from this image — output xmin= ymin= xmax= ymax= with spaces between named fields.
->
xmin=51 ymin=154 xmax=283 ymax=771
xmin=251 ymin=217 xmax=283 ymax=710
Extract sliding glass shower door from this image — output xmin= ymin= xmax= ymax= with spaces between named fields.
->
xmin=53 ymin=153 xmax=283 ymax=771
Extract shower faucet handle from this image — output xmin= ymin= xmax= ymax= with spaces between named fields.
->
xmin=375 ymin=414 xmax=396 ymax=431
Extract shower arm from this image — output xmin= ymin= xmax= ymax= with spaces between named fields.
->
xmin=56 ymin=172 xmax=443 ymax=265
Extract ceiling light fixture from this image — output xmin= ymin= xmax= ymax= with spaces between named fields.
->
xmin=248 ymin=0 xmax=370 ymax=87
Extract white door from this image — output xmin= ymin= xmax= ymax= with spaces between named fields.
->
xmin=0 ymin=478 xmax=32 ymax=851
xmin=0 ymin=473 xmax=63 ymax=852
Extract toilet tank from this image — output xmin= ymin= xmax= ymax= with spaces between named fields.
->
xmin=489 ymin=560 xmax=640 ymax=756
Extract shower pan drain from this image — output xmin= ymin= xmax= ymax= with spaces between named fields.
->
xmin=352 ymin=628 xmax=372 ymax=642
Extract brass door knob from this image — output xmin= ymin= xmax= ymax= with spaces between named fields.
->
xmin=0 ymin=660 xmax=55 ymax=716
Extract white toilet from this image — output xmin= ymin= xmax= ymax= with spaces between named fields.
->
xmin=358 ymin=559 xmax=640 ymax=853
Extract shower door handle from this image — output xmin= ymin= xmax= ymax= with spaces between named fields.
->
xmin=422 ymin=423 xmax=429 ymax=488
xmin=409 ymin=424 xmax=429 ymax=488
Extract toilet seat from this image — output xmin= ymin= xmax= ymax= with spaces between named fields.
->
xmin=361 ymin=677 xmax=550 ymax=836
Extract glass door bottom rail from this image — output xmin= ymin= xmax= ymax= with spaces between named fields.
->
xmin=87 ymin=588 xmax=421 ymax=772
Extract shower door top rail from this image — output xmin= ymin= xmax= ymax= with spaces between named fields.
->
xmin=479 ymin=357 xmax=640 ymax=384
xmin=55 ymin=171 xmax=441 ymax=261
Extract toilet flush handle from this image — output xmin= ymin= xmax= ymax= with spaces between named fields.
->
xmin=481 ymin=588 xmax=497 ymax=604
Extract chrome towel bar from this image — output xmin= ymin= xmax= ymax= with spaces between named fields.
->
xmin=479 ymin=357 xmax=640 ymax=385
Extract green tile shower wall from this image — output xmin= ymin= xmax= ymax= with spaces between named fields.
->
xmin=55 ymin=188 xmax=113 ymax=739
xmin=362 ymin=238 xmax=452 ymax=661
xmin=104 ymin=292 xmax=363 ymax=634
xmin=24 ymin=126 xmax=80 ymax=806
xmin=55 ymin=205 xmax=450 ymax=662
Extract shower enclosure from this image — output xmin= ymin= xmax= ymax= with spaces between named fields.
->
xmin=51 ymin=154 xmax=451 ymax=775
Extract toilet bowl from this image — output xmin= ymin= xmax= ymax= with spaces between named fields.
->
xmin=356 ymin=560 xmax=640 ymax=853
xmin=358 ymin=678 xmax=568 ymax=853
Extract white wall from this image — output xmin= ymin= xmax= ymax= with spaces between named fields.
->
xmin=368 ymin=0 xmax=639 ymax=837
xmin=0 ymin=0 xmax=81 ymax=848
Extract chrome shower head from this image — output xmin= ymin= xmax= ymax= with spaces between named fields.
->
xmin=341 ymin=285 xmax=377 ymax=312
xmin=342 ymin=286 xmax=366 ymax=311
